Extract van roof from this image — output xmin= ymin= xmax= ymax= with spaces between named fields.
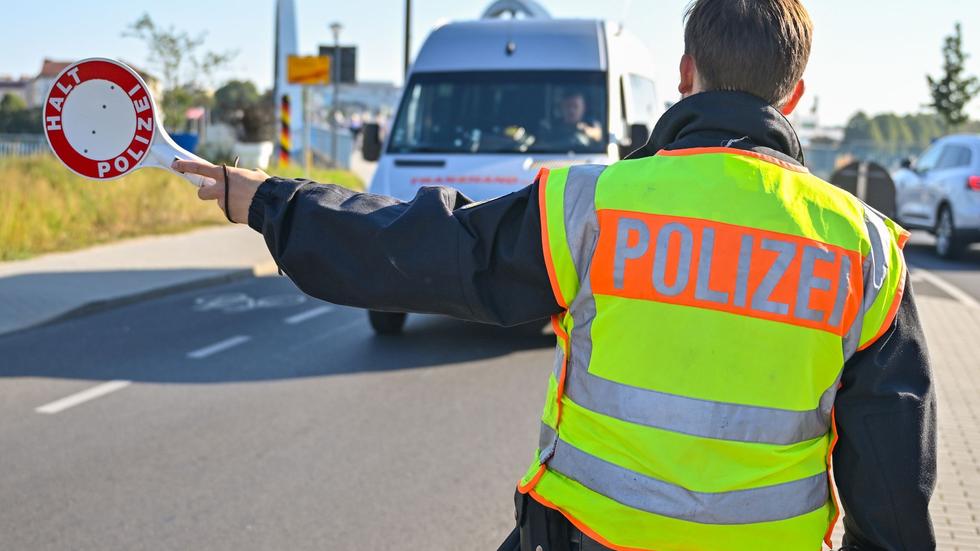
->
xmin=412 ymin=19 xmax=607 ymax=73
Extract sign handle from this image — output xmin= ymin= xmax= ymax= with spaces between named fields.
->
xmin=151 ymin=131 xmax=215 ymax=188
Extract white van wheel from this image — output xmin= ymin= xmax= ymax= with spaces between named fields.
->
xmin=368 ymin=311 xmax=407 ymax=335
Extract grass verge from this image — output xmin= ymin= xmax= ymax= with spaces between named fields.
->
xmin=0 ymin=155 xmax=362 ymax=261
xmin=270 ymin=164 xmax=364 ymax=189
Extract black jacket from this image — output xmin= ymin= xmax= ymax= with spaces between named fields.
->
xmin=248 ymin=91 xmax=936 ymax=551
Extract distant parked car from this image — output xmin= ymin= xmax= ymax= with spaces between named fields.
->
xmin=893 ymin=134 xmax=980 ymax=258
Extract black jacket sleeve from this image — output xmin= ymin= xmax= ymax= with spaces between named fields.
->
xmin=247 ymin=177 xmax=562 ymax=326
xmin=833 ymin=279 xmax=937 ymax=550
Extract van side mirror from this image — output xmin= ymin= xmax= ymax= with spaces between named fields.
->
xmin=362 ymin=123 xmax=382 ymax=162
xmin=618 ymin=123 xmax=650 ymax=159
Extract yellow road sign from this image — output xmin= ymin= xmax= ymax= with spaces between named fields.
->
xmin=287 ymin=55 xmax=330 ymax=85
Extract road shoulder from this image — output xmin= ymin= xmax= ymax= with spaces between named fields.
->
xmin=0 ymin=225 xmax=276 ymax=336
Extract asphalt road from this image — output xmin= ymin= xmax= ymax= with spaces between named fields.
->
xmin=0 ymin=275 xmax=554 ymax=550
xmin=1 ymin=230 xmax=977 ymax=551
xmin=904 ymin=231 xmax=980 ymax=304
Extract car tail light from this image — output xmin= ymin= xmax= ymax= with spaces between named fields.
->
xmin=969 ymin=176 xmax=980 ymax=191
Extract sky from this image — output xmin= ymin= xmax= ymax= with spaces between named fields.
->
xmin=2 ymin=0 xmax=979 ymax=127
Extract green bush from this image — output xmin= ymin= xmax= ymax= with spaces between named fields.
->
xmin=270 ymin=164 xmax=364 ymax=190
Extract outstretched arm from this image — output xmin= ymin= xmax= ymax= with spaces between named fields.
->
xmin=173 ymin=159 xmax=562 ymax=326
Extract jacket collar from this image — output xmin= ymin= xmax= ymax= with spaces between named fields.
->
xmin=628 ymin=91 xmax=806 ymax=166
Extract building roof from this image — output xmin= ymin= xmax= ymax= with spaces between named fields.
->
xmin=39 ymin=59 xmax=73 ymax=78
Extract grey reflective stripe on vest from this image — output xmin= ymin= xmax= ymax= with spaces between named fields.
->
xmin=540 ymin=424 xmax=828 ymax=525
xmin=539 ymin=164 xmax=605 ymax=464
xmin=539 ymin=418 xmax=559 ymax=460
xmin=564 ymin=367 xmax=835 ymax=445
xmin=562 ymin=164 xmax=605 ymax=275
xmin=842 ymin=206 xmax=896 ymax=360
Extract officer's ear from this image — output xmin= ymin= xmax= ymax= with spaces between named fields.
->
xmin=780 ymin=80 xmax=806 ymax=116
xmin=678 ymin=54 xmax=697 ymax=97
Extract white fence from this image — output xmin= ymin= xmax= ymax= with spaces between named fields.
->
xmin=0 ymin=130 xmax=356 ymax=170
xmin=0 ymin=134 xmax=47 ymax=158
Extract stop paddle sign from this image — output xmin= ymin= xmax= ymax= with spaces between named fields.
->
xmin=43 ymin=58 xmax=213 ymax=187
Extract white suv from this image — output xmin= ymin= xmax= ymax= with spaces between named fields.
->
xmin=894 ymin=135 xmax=980 ymax=258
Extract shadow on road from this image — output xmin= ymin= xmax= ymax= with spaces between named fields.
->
xmin=343 ymin=315 xmax=554 ymax=374
xmin=0 ymin=273 xmax=555 ymax=384
xmin=0 ymin=268 xmax=259 ymax=336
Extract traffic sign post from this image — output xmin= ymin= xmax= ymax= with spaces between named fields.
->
xmin=287 ymin=55 xmax=330 ymax=178
xmin=43 ymin=58 xmax=213 ymax=187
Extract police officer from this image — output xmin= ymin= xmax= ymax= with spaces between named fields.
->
xmin=175 ymin=1 xmax=936 ymax=549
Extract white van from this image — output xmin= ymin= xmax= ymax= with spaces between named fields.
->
xmin=361 ymin=8 xmax=662 ymax=334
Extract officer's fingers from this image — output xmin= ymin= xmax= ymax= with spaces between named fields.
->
xmin=198 ymin=181 xmax=223 ymax=201
xmin=172 ymin=159 xmax=223 ymax=181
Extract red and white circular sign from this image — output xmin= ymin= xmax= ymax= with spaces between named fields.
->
xmin=43 ymin=58 xmax=157 ymax=180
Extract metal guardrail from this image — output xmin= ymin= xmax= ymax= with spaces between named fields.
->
xmin=310 ymin=126 xmax=354 ymax=169
xmin=0 ymin=134 xmax=48 ymax=158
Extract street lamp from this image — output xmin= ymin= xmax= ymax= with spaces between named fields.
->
xmin=330 ymin=22 xmax=343 ymax=168
xmin=404 ymin=0 xmax=411 ymax=77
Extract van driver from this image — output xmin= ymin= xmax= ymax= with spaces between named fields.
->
xmin=541 ymin=90 xmax=603 ymax=149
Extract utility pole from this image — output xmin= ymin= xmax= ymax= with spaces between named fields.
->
xmin=404 ymin=0 xmax=412 ymax=77
xmin=304 ymin=86 xmax=312 ymax=177
xmin=330 ymin=22 xmax=343 ymax=168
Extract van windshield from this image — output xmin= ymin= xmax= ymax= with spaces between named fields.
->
xmin=388 ymin=71 xmax=608 ymax=155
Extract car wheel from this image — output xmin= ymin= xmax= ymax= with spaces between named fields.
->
xmin=368 ymin=310 xmax=407 ymax=335
xmin=935 ymin=206 xmax=965 ymax=259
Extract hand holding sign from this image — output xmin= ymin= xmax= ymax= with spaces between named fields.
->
xmin=172 ymin=159 xmax=269 ymax=224
xmin=43 ymin=58 xmax=215 ymax=187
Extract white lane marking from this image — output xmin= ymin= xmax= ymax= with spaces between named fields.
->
xmin=912 ymin=267 xmax=980 ymax=309
xmin=187 ymin=335 xmax=252 ymax=359
xmin=284 ymin=305 xmax=334 ymax=325
xmin=36 ymin=380 xmax=132 ymax=414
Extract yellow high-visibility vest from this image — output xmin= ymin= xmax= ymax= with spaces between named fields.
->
xmin=519 ymin=147 xmax=909 ymax=551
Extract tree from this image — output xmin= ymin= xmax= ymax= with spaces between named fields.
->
xmin=0 ymin=93 xmax=26 ymax=114
xmin=905 ymin=113 xmax=944 ymax=149
xmin=843 ymin=112 xmax=872 ymax=147
xmin=868 ymin=117 xmax=886 ymax=149
xmin=123 ymin=14 xmax=236 ymax=131
xmin=843 ymin=109 xmax=978 ymax=156
xmin=241 ymin=90 xmax=276 ymax=143
xmin=0 ymin=93 xmax=40 ymax=134
xmin=872 ymin=113 xmax=915 ymax=154
xmin=213 ymin=80 xmax=260 ymax=124
xmin=212 ymin=81 xmax=274 ymax=142
xmin=927 ymin=22 xmax=980 ymax=129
